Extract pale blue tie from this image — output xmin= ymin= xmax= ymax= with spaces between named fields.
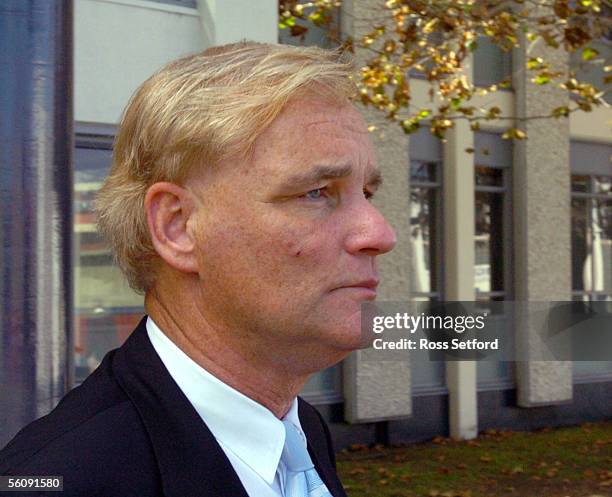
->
xmin=282 ymin=419 xmax=333 ymax=497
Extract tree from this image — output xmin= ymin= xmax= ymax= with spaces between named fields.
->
xmin=279 ymin=0 xmax=611 ymax=139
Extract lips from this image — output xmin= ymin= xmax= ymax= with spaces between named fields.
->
xmin=350 ymin=278 xmax=379 ymax=289
xmin=334 ymin=278 xmax=379 ymax=291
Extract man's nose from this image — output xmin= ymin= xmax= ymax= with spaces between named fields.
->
xmin=344 ymin=199 xmax=397 ymax=256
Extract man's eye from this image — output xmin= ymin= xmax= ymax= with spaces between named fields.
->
xmin=304 ymin=188 xmax=327 ymax=200
xmin=364 ymin=189 xmax=375 ymax=200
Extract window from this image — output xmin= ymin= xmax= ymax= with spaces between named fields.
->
xmin=300 ymin=367 xmax=343 ymax=405
xmin=278 ymin=7 xmax=340 ymax=48
xmin=474 ymin=132 xmax=512 ymax=301
xmin=74 ymin=126 xmax=144 ymax=382
xmin=569 ymin=4 xmax=611 ymax=104
xmin=409 ymin=128 xmax=443 ymax=301
xmin=409 ymin=35 xmax=512 ymax=86
xmin=473 ymin=37 xmax=512 ymax=88
xmin=474 ymin=133 xmax=514 ymax=390
xmin=571 ymin=141 xmax=612 ymax=380
xmin=409 ymin=128 xmax=446 ymax=394
xmin=571 ymin=142 xmax=612 ymax=302
xmin=146 ymin=0 xmax=196 ymax=8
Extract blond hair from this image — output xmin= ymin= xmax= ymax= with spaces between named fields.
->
xmin=96 ymin=41 xmax=356 ymax=293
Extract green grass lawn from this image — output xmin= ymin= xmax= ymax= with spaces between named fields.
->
xmin=336 ymin=421 xmax=612 ymax=497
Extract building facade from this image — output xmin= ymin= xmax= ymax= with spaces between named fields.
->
xmin=1 ymin=0 xmax=610 ymax=448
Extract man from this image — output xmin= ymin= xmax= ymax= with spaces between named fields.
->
xmin=0 ymin=41 xmax=396 ymax=496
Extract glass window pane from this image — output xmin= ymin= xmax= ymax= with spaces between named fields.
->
xmin=410 ymin=297 xmax=446 ymax=391
xmin=570 ymin=38 xmax=612 ymax=105
xmin=571 ymin=141 xmax=612 ymax=176
xmin=300 ymin=364 xmax=341 ymax=400
xmin=410 ymin=160 xmax=437 ymax=182
xmin=278 ymin=8 xmax=340 ymax=48
xmin=410 ymin=186 xmax=438 ymax=294
xmin=409 ymin=31 xmax=444 ymax=78
xmin=74 ymin=146 xmax=144 ymax=381
xmin=571 ymin=174 xmax=589 ymax=193
xmin=595 ymin=198 xmax=612 ymax=295
xmin=475 ymin=132 xmax=512 ymax=168
xmin=595 ymin=176 xmax=612 ymax=196
xmin=571 ymin=197 xmax=589 ymax=292
xmin=475 ymin=191 xmax=505 ymax=294
xmin=75 ymin=147 xmax=114 ymax=184
xmin=409 ymin=127 xmax=443 ymax=163
xmin=473 ymin=37 xmax=512 ymax=87
xmin=146 ymin=0 xmax=196 ymax=7
xmin=475 ymin=166 xmax=503 ymax=187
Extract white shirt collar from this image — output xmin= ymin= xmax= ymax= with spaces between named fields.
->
xmin=146 ymin=316 xmax=303 ymax=484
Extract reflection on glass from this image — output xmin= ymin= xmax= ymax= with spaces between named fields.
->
xmin=475 ymin=191 xmax=504 ymax=294
xmin=74 ymin=147 xmax=144 ymax=381
xmin=300 ymin=364 xmax=341 ymax=400
xmin=475 ymin=166 xmax=503 ymax=187
xmin=278 ymin=7 xmax=340 ymax=48
xmin=571 ymin=175 xmax=588 ymax=193
xmin=409 ymin=297 xmax=446 ymax=391
xmin=410 ymin=161 xmax=437 ymax=182
xmin=571 ymin=197 xmax=588 ymax=292
xmin=595 ymin=176 xmax=612 ymax=195
xmin=571 ymin=172 xmax=612 ymax=301
xmin=569 ymin=38 xmax=612 ymax=105
xmin=473 ymin=36 xmax=512 ymax=87
xmin=596 ymin=199 xmax=612 ymax=296
xmin=410 ymin=186 xmax=438 ymax=294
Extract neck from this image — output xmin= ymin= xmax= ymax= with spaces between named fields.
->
xmin=144 ymin=284 xmax=310 ymax=419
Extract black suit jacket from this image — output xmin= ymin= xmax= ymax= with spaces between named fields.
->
xmin=0 ymin=317 xmax=348 ymax=497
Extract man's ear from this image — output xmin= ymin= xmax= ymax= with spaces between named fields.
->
xmin=144 ymin=182 xmax=200 ymax=274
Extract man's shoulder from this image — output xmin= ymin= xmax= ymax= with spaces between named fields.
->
xmin=0 ymin=349 xmax=161 ymax=496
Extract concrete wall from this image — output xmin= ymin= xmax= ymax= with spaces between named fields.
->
xmin=512 ymin=19 xmax=573 ymax=406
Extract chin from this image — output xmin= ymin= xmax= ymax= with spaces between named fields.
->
xmin=323 ymin=323 xmax=366 ymax=352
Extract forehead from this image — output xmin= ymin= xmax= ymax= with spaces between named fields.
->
xmin=251 ymin=96 xmax=375 ymax=170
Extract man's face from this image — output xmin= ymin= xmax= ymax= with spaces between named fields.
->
xmin=187 ymin=96 xmax=396 ymax=368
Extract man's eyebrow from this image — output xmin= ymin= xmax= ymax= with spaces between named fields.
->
xmin=281 ymin=164 xmax=383 ymax=189
xmin=283 ymin=164 xmax=353 ymax=187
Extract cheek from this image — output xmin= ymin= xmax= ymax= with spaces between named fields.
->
xmin=284 ymin=237 xmax=304 ymax=258
xmin=278 ymin=220 xmax=342 ymax=263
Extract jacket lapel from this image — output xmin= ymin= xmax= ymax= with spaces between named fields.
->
xmin=111 ymin=317 xmax=249 ymax=497
xmin=299 ymin=399 xmax=348 ymax=497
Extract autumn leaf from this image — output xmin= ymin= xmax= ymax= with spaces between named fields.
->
xmin=280 ymin=0 xmax=608 ymax=139
xmin=582 ymin=46 xmax=600 ymax=61
xmin=401 ymin=118 xmax=420 ymax=134
xmin=533 ymin=74 xmax=551 ymax=85
xmin=552 ymin=106 xmax=570 ymax=118
xmin=502 ymin=128 xmax=526 ymax=140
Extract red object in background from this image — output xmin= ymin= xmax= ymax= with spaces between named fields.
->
xmin=75 ymin=315 xmax=88 ymax=354
xmin=114 ymin=313 xmax=142 ymax=345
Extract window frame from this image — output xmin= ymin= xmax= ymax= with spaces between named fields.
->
xmin=570 ymin=140 xmax=612 ymax=302
xmin=473 ymin=132 xmax=513 ymax=301
xmin=409 ymin=128 xmax=445 ymax=301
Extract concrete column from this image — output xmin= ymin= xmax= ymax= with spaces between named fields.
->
xmin=443 ymin=100 xmax=478 ymax=440
xmin=0 ymin=0 xmax=74 ymax=447
xmin=197 ymin=0 xmax=277 ymax=45
xmin=512 ymin=11 xmax=573 ymax=406
xmin=341 ymin=0 xmax=412 ymax=423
